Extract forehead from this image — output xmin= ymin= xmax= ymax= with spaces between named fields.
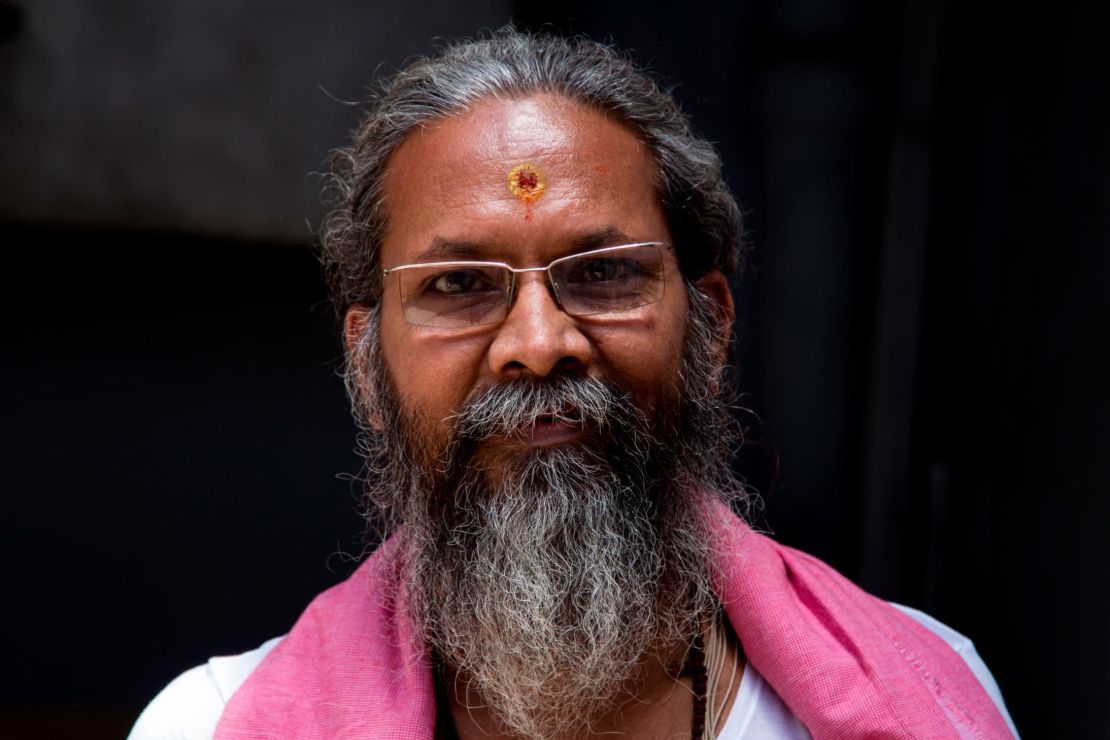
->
xmin=379 ymin=94 xmax=668 ymax=265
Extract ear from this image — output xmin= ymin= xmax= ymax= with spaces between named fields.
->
xmin=693 ymin=270 xmax=735 ymax=396
xmin=694 ymin=269 xmax=735 ymax=344
xmin=343 ymin=304 xmax=382 ymax=431
xmin=344 ymin=304 xmax=372 ymax=355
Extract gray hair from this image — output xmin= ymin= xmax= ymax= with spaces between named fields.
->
xmin=319 ymin=27 xmax=745 ymax=317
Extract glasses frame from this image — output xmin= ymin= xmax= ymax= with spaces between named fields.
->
xmin=382 ymin=241 xmax=672 ymax=328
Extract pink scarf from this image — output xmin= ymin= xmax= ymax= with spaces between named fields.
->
xmin=215 ymin=502 xmax=1013 ymax=738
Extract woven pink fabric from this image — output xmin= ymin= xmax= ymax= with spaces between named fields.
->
xmin=214 ymin=535 xmax=436 ymax=739
xmin=704 ymin=501 xmax=1012 ymax=739
xmin=215 ymin=502 xmax=1012 ymax=738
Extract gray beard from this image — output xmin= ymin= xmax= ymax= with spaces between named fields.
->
xmin=346 ymin=285 xmax=741 ymax=739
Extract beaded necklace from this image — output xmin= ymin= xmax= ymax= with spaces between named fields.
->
xmin=675 ymin=614 xmax=740 ymax=739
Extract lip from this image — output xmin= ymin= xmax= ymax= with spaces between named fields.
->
xmin=515 ymin=417 xmax=584 ymax=447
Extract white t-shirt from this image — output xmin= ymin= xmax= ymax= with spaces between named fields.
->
xmin=130 ymin=605 xmax=1017 ymax=739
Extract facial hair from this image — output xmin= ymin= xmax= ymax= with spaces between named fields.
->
xmin=346 ymin=286 xmax=742 ymax=739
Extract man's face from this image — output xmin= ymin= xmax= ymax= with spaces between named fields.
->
xmin=361 ymin=94 xmax=692 ymax=454
xmin=342 ymin=94 xmax=736 ymax=738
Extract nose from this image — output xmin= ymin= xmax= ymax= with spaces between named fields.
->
xmin=486 ymin=274 xmax=592 ymax=378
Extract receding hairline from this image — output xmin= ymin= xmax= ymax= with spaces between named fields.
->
xmin=372 ymin=90 xmax=667 ymax=259
xmin=318 ymin=29 xmax=743 ymax=320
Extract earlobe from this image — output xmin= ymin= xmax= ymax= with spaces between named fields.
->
xmin=693 ymin=271 xmax=735 ymax=397
xmin=695 ymin=270 xmax=735 ymax=343
xmin=344 ymin=305 xmax=371 ymax=355
xmin=343 ymin=305 xmax=383 ymax=431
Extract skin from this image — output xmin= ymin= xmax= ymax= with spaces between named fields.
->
xmin=345 ymin=94 xmax=739 ymax=738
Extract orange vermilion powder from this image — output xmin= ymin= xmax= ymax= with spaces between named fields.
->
xmin=507 ymin=163 xmax=546 ymax=203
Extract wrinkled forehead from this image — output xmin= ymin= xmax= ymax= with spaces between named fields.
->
xmin=378 ymin=94 xmax=665 ymax=264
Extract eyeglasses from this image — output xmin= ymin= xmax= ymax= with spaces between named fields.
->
xmin=382 ymin=242 xmax=671 ymax=328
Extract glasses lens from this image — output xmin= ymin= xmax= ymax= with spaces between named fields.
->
xmin=396 ymin=265 xmax=511 ymax=327
xmin=552 ymin=244 xmax=666 ymax=316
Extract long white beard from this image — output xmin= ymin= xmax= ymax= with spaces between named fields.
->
xmin=411 ymin=400 xmax=716 ymax=737
xmin=348 ymin=286 xmax=742 ymax=738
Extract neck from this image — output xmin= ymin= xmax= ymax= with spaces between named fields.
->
xmin=440 ymin=625 xmax=744 ymax=740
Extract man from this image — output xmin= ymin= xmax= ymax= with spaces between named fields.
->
xmin=132 ymin=30 xmax=1017 ymax=739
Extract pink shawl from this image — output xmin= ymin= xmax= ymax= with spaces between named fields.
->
xmin=215 ymin=502 xmax=1013 ymax=738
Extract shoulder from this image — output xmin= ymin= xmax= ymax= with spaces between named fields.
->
xmin=128 ymin=637 xmax=283 ymax=740
xmin=891 ymin=603 xmax=973 ymax=654
xmin=722 ymin=604 xmax=1019 ymax=739
xmin=891 ymin=603 xmax=1019 ymax=737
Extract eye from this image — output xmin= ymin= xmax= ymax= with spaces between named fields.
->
xmin=571 ymin=257 xmax=635 ymax=283
xmin=429 ymin=269 xmax=496 ymax=295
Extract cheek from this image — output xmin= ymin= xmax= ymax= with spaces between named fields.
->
xmin=589 ymin=318 xmax=686 ymax=412
xmin=569 ymin=279 xmax=689 ymax=411
xmin=381 ymin=318 xmax=490 ymax=433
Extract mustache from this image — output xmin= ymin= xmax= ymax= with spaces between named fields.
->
xmin=447 ymin=375 xmax=630 ymax=442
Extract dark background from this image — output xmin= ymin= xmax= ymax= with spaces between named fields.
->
xmin=2 ymin=1 xmax=1107 ymax=738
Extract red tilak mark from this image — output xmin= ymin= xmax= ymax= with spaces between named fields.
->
xmin=517 ymin=171 xmax=539 ymax=190
xmin=507 ymin=163 xmax=546 ymax=203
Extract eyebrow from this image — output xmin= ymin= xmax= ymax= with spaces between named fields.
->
xmin=413 ymin=239 xmax=487 ymax=261
xmin=413 ymin=227 xmax=638 ymax=263
xmin=568 ymin=227 xmax=637 ymax=251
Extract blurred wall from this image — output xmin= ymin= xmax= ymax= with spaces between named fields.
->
xmin=0 ymin=0 xmax=510 ymax=240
